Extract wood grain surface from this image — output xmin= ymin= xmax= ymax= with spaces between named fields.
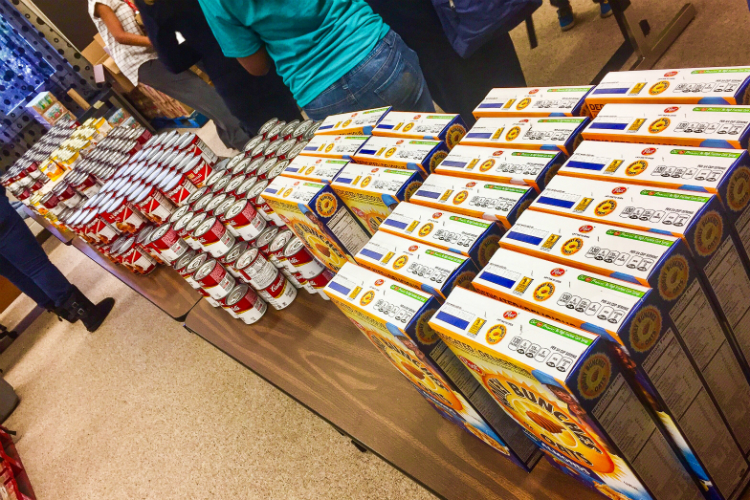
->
xmin=25 ymin=209 xmax=75 ymax=244
xmin=71 ymin=238 xmax=201 ymax=320
xmin=184 ymin=294 xmax=605 ymax=500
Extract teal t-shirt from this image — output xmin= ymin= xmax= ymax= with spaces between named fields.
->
xmin=198 ymin=0 xmax=389 ymax=107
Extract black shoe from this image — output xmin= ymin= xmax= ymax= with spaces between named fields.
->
xmin=60 ymin=286 xmax=115 ymax=333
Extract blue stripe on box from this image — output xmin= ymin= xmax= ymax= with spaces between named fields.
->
xmin=336 ymin=177 xmax=353 ymax=184
xmin=592 ymin=88 xmax=630 ymax=95
xmin=359 ymin=248 xmax=384 ymax=261
xmin=304 ymin=146 xmax=318 ymax=151
xmin=383 ymin=218 xmax=408 ymax=230
xmin=264 ymin=188 xmax=278 ymax=194
xmin=440 ymin=160 xmax=468 ymax=168
xmin=477 ymin=103 xmax=505 ymax=108
xmin=328 ymin=281 xmax=351 ymax=296
xmin=284 ymin=167 xmax=300 ymax=173
xmin=478 ymin=271 xmax=515 ymax=289
xmin=414 ymin=189 xmax=442 ymax=200
xmin=466 ymin=132 xmax=493 ymax=139
xmin=506 ymin=231 xmax=544 ymax=246
xmin=435 ymin=311 xmax=470 ymax=330
xmin=589 ymin=122 xmax=628 ymax=131
xmin=376 ymin=124 xmax=396 ymax=130
xmin=357 ymin=149 xmax=377 ymax=156
xmin=566 ymin=160 xmax=605 ymax=171
xmin=537 ymin=196 xmax=575 ymax=209
xmin=318 ymin=124 xmax=334 ymax=130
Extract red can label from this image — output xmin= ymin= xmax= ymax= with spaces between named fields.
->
xmin=90 ymin=217 xmax=120 ymax=245
xmin=307 ymin=268 xmax=334 ymax=289
xmin=165 ymin=177 xmax=198 ymax=206
xmin=111 ymin=203 xmax=148 ymax=234
xmin=186 ymin=158 xmax=213 ymax=188
xmin=137 ymin=190 xmax=176 ymax=224
xmin=259 ymin=273 xmax=297 ymax=310
xmin=121 ymin=246 xmax=157 ymax=274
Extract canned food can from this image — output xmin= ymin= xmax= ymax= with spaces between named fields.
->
xmin=214 ymin=198 xmax=238 ymax=227
xmin=135 ymin=225 xmax=166 ymax=264
xmin=225 ymin=175 xmax=245 ymax=197
xmin=268 ymin=228 xmax=295 ymax=268
xmin=281 ymin=268 xmax=303 ymax=289
xmin=222 ymin=283 xmax=267 ymax=324
xmin=119 ymin=236 xmax=158 ymax=274
xmin=55 ymin=182 xmax=85 ymax=207
xmin=191 ymin=192 xmax=214 ymax=214
xmin=185 ymin=211 xmax=207 ymax=238
xmin=212 ymin=175 xmax=231 ymax=194
xmin=160 ymin=171 xmax=198 ymax=206
xmin=206 ymin=193 xmax=229 ymax=216
xmin=256 ymin=158 xmax=278 ymax=180
xmin=280 ymin=120 xmax=300 ymax=141
xmin=234 ymin=247 xmax=278 ymax=289
xmin=225 ymin=154 xmax=246 ymax=176
xmin=244 ymin=158 xmax=264 ymax=176
xmin=224 ymin=199 xmax=266 ymax=242
xmin=180 ymin=154 xmax=212 ymax=188
xmin=100 ymin=196 xmax=148 ymax=234
xmin=291 ymin=120 xmax=314 ymax=141
xmin=236 ymin=176 xmax=259 ymax=199
xmin=304 ymin=122 xmax=322 ymax=140
xmin=148 ymin=223 xmax=190 ymax=263
xmin=283 ymin=238 xmax=326 ymax=278
xmin=243 ymin=135 xmax=264 ymax=154
xmin=184 ymin=186 xmax=209 ymax=207
xmin=204 ymin=170 xmax=227 ymax=190
xmin=193 ymin=216 xmax=236 ymax=258
xmin=180 ymin=252 xmax=208 ymax=289
xmin=264 ymin=140 xmax=281 ymax=160
xmin=204 ymin=295 xmax=222 ymax=308
xmin=258 ymin=271 xmax=297 ymax=310
xmin=174 ymin=212 xmax=203 ymax=251
xmin=218 ymin=241 xmax=248 ymax=278
xmin=258 ymin=118 xmax=279 ymax=138
xmin=265 ymin=121 xmax=285 ymax=142
xmin=307 ymin=267 xmax=335 ymax=290
xmin=169 ymin=204 xmax=191 ymax=225
xmin=132 ymin=184 xmax=176 ymax=224
xmin=41 ymin=192 xmax=68 ymax=217
xmin=267 ymin=160 xmax=289 ymax=183
xmin=179 ymin=132 xmax=218 ymax=165
xmin=194 ymin=259 xmax=236 ymax=300
xmin=254 ymin=226 xmax=279 ymax=256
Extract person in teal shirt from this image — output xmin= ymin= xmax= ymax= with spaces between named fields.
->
xmin=197 ymin=0 xmax=435 ymax=119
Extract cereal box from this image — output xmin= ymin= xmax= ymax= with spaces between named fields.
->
xmin=379 ymin=202 xmax=504 ymax=268
xmin=315 ymin=106 xmax=391 ymax=135
xmin=473 ymin=248 xmax=750 ymax=499
xmin=586 ymin=67 xmax=750 ymax=118
xmin=300 ymin=135 xmax=369 ymax=160
xmin=330 ymin=164 xmax=424 ymax=235
xmin=352 ymin=136 xmax=449 ymax=174
xmin=282 ymin=156 xmax=349 ymax=183
xmin=473 ymin=86 xmax=594 ymax=118
xmin=324 ymin=263 xmax=542 ymax=471
xmin=460 ymin=117 xmax=589 ymax=155
xmin=354 ymin=231 xmax=477 ymax=300
xmin=409 ymin=173 xmax=536 ymax=229
xmin=582 ymin=104 xmax=750 ymax=149
xmin=435 ymin=145 xmax=565 ymax=192
xmin=529 ymin=175 xmax=750 ymax=375
xmin=261 ymin=175 xmax=369 ymax=272
xmin=373 ymin=112 xmax=467 ymax=149
xmin=558 ymin=141 xmax=750 ymax=273
xmin=430 ymin=287 xmax=706 ymax=500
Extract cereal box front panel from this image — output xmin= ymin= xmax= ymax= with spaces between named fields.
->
xmin=461 ymin=117 xmax=589 ymax=156
xmin=315 ymin=106 xmax=391 ymax=136
xmin=473 ymin=86 xmax=594 ymax=118
xmin=352 ymin=136 xmax=449 ymax=174
xmin=373 ymin=112 xmax=467 ymax=149
xmin=300 ymin=135 xmax=369 ymax=159
xmin=282 ymin=156 xmax=349 ymax=183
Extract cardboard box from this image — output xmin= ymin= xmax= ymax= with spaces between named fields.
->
xmin=26 ymin=91 xmax=58 ymax=114
xmin=315 ymin=107 xmax=391 ymax=135
xmin=460 ymin=117 xmax=589 ymax=156
xmin=324 ymin=263 xmax=542 ymax=471
xmin=435 ymin=145 xmax=565 ymax=192
xmin=473 ymin=248 xmax=750 ymax=499
xmin=354 ymin=230 xmax=477 ymax=299
xmin=373 ymin=112 xmax=467 ymax=149
xmin=529 ymin=175 xmax=750 ymax=376
xmin=352 ymin=136 xmax=449 ymax=174
xmin=379 ymin=202 xmax=505 ymax=268
xmin=582 ymin=104 xmax=750 ymax=149
xmin=300 ymin=135 xmax=369 ymax=160
xmin=429 ymin=287 xmax=705 ymax=500
xmin=409 ymin=174 xmax=537 ymax=229
xmin=473 ymin=86 xmax=594 ymax=118
xmin=282 ymin=156 xmax=349 ymax=183
xmin=262 ymin=176 xmax=370 ymax=272
xmin=330 ymin=163 xmax=425 ymax=234
xmin=586 ymin=67 xmax=750 ymax=118
xmin=558 ymin=142 xmax=750 ymax=273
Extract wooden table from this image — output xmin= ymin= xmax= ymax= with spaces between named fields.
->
xmin=184 ymin=293 xmax=603 ymax=500
xmin=24 ymin=209 xmax=75 ymax=245
xmin=72 ymin=238 xmax=201 ymax=321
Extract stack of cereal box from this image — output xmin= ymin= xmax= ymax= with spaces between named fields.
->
xmin=427 ymin=68 xmax=750 ymax=500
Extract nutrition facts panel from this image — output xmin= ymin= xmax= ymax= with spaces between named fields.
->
xmin=329 ymin=208 xmax=369 ymax=255
xmin=593 ymin=374 xmax=703 ymax=500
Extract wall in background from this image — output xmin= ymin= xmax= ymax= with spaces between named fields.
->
xmin=22 ymin=0 xmax=98 ymax=51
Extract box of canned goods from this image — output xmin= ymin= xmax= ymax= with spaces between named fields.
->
xmin=331 ymin=163 xmax=424 ymax=235
xmin=355 ymin=230 xmax=477 ymax=300
xmin=586 ymin=67 xmax=750 ymax=118
xmin=315 ymin=106 xmax=391 ymax=136
xmin=324 ymin=263 xmax=542 ymax=471
xmin=429 ymin=287 xmax=706 ymax=500
xmin=300 ymin=135 xmax=368 ymax=160
xmin=409 ymin=173 xmax=536 ymax=229
xmin=379 ymin=202 xmax=503 ymax=268
xmin=281 ymin=156 xmax=349 ymax=184
xmin=261 ymin=175 xmax=369 ymax=272
xmin=373 ymin=112 xmax=467 ymax=149
xmin=474 ymin=86 xmax=594 ymax=119
xmin=461 ymin=117 xmax=589 ymax=156
xmin=435 ymin=145 xmax=565 ymax=192
xmin=582 ymin=103 xmax=750 ymax=149
xmin=352 ymin=136 xmax=449 ymax=174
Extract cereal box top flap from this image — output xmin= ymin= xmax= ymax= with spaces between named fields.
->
xmin=591 ymin=67 xmax=750 ymax=101
xmin=462 ymin=117 xmax=589 ymax=149
xmin=501 ymin=210 xmax=679 ymax=284
xmin=331 ymin=163 xmax=421 ymax=195
xmin=476 ymin=248 xmax=649 ymax=341
xmin=283 ymin=156 xmax=349 ymax=182
xmin=413 ymin=173 xmax=532 ymax=200
xmin=474 ymin=86 xmax=594 ymax=116
xmin=532 ymin=175 xmax=715 ymax=234
xmin=382 ymin=202 xmax=494 ymax=237
xmin=353 ymin=136 xmax=443 ymax=161
xmin=429 ymin=287 xmax=597 ymax=381
xmin=560 ymin=141 xmax=746 ymax=190
xmin=263 ymin=174 xmax=327 ymax=203
xmin=374 ymin=112 xmax=461 ymax=133
xmin=301 ymin=135 xmax=369 ymax=158
xmin=316 ymin=107 xmax=391 ymax=135
xmin=438 ymin=145 xmax=562 ymax=172
xmin=324 ymin=262 xmax=436 ymax=325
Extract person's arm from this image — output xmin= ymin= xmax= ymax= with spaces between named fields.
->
xmin=94 ymin=2 xmax=152 ymax=47
xmin=237 ymin=48 xmax=270 ymax=76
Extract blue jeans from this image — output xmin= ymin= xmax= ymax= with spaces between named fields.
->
xmin=303 ymin=30 xmax=434 ymax=120
xmin=0 ymin=189 xmax=72 ymax=308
